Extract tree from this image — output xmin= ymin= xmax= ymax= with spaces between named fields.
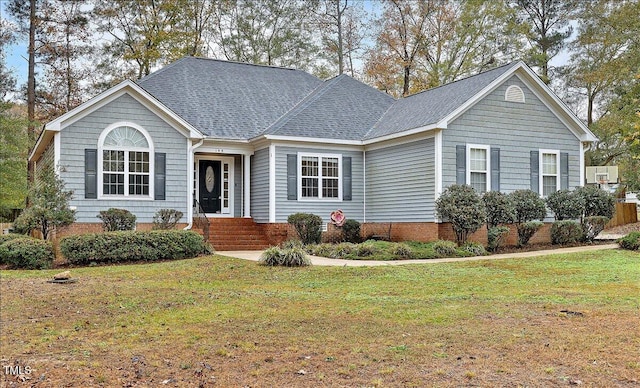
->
xmin=0 ymin=18 xmax=17 ymax=99
xmin=313 ymin=0 xmax=367 ymax=77
xmin=214 ymin=0 xmax=318 ymax=70
xmin=365 ymin=0 xmax=434 ymax=97
xmin=513 ymin=0 xmax=575 ymax=84
xmin=13 ymin=167 xmax=75 ymax=240
xmin=435 ymin=185 xmax=486 ymax=246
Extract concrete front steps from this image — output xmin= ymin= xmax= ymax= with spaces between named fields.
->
xmin=193 ymin=218 xmax=271 ymax=251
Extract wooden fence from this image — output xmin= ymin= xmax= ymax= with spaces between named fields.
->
xmin=606 ymin=203 xmax=638 ymax=228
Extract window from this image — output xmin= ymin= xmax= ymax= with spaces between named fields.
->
xmin=466 ymin=144 xmax=490 ymax=193
xmin=299 ymin=153 xmax=341 ymax=200
xmin=98 ymin=123 xmax=153 ymax=198
xmin=540 ymin=150 xmax=559 ymax=196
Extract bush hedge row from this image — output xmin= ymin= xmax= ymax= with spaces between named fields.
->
xmin=0 ymin=236 xmax=54 ymax=269
xmin=60 ymin=230 xmax=212 ymax=264
xmin=618 ymin=232 xmax=640 ymax=251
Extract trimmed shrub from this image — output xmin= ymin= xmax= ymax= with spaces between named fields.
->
xmin=577 ymin=185 xmax=616 ymax=218
xmin=516 ymin=221 xmax=543 ymax=247
xmin=152 ymin=209 xmax=184 ymax=230
xmin=433 ymin=240 xmax=457 ymax=257
xmin=97 ymin=208 xmax=136 ymax=231
xmin=342 ymin=219 xmax=362 ymax=243
xmin=546 ymin=190 xmax=585 ymax=220
xmin=618 ymin=231 xmax=640 ymax=251
xmin=436 ymin=185 xmax=486 ymax=245
xmin=0 ymin=233 xmax=29 ymax=245
xmin=550 ymin=220 xmax=584 ymax=245
xmin=509 ymin=190 xmax=546 ymax=224
xmin=0 ymin=237 xmax=54 ymax=269
xmin=487 ymin=226 xmax=510 ymax=252
xmin=460 ymin=242 xmax=486 ymax=256
xmin=287 ymin=213 xmax=323 ymax=245
xmin=260 ymin=246 xmax=311 ymax=267
xmin=483 ymin=191 xmax=516 ymax=228
xmin=582 ymin=216 xmax=609 ymax=242
xmin=391 ymin=243 xmax=413 ymax=258
xmin=60 ymin=230 xmax=211 ymax=265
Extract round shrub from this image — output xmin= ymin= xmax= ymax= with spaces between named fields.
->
xmin=460 ymin=242 xmax=486 ymax=256
xmin=152 ymin=209 xmax=184 ymax=230
xmin=483 ymin=191 xmax=516 ymax=228
xmin=582 ymin=216 xmax=610 ymax=242
xmin=516 ymin=221 xmax=543 ymax=247
xmin=97 ymin=208 xmax=136 ymax=231
xmin=433 ymin=240 xmax=457 ymax=257
xmin=0 ymin=233 xmax=29 ymax=245
xmin=287 ymin=213 xmax=323 ymax=245
xmin=577 ymin=185 xmax=616 ymax=218
xmin=550 ymin=220 xmax=584 ymax=245
xmin=509 ymin=190 xmax=546 ymax=223
xmin=0 ymin=238 xmax=54 ymax=269
xmin=546 ymin=190 xmax=585 ymax=220
xmin=342 ymin=219 xmax=362 ymax=243
xmin=618 ymin=232 xmax=640 ymax=250
xmin=391 ymin=243 xmax=413 ymax=259
xmin=260 ymin=246 xmax=311 ymax=267
xmin=436 ymin=185 xmax=486 ymax=245
xmin=487 ymin=226 xmax=510 ymax=252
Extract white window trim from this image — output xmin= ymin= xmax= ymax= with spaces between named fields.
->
xmin=297 ymin=152 xmax=342 ymax=201
xmin=97 ymin=122 xmax=155 ymax=200
xmin=466 ymin=144 xmax=490 ymax=193
xmin=539 ymin=149 xmax=560 ymax=197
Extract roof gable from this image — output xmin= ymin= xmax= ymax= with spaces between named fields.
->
xmin=264 ymin=74 xmax=395 ymax=141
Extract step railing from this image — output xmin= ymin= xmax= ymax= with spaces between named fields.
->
xmin=193 ymin=199 xmax=210 ymax=241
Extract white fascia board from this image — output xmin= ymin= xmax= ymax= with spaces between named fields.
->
xmin=46 ymin=80 xmax=205 ymax=140
xmin=28 ymin=127 xmax=52 ymax=162
xmin=362 ymin=123 xmax=440 ymax=146
xmin=263 ymin=134 xmax=362 ymax=146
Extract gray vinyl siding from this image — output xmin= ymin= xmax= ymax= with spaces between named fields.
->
xmin=250 ymin=148 xmax=269 ymax=223
xmin=59 ymin=93 xmax=188 ymax=223
xmin=275 ymin=146 xmax=364 ymax=223
xmin=365 ymin=137 xmax=436 ymax=222
xmin=35 ymin=137 xmax=54 ymax=178
xmin=442 ymin=75 xmax=582 ymax=192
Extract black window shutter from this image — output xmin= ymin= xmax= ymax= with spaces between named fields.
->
xmin=490 ymin=147 xmax=500 ymax=192
xmin=530 ymin=150 xmax=539 ymax=193
xmin=343 ymin=156 xmax=352 ymax=201
xmin=85 ymin=149 xmax=97 ymax=199
xmin=287 ymin=154 xmax=297 ymax=200
xmin=560 ymin=152 xmax=569 ymax=190
xmin=155 ymin=152 xmax=166 ymax=200
xmin=456 ymin=145 xmax=466 ymax=185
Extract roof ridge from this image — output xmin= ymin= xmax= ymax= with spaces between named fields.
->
xmin=262 ymin=75 xmax=346 ymax=136
xmin=364 ymin=96 xmax=399 ymax=138
xmin=402 ymin=61 xmax=519 ymax=99
xmin=185 ymin=55 xmax=306 ymax=72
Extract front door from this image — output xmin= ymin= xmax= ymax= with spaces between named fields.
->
xmin=199 ymin=160 xmax=221 ymax=213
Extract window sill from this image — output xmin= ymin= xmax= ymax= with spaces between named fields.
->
xmin=97 ymin=195 xmax=154 ymax=201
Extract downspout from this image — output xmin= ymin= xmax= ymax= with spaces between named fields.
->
xmin=184 ymin=138 xmax=205 ymax=230
xmin=363 ymin=150 xmax=366 ymax=223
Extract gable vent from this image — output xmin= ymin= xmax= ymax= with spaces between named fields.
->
xmin=505 ymin=85 xmax=525 ymax=103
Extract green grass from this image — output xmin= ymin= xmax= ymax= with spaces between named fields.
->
xmin=1 ymin=249 xmax=639 ymax=386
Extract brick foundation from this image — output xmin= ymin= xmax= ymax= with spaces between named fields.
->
xmin=361 ymin=222 xmax=440 ymax=242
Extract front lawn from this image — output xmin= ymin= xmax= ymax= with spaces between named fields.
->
xmin=1 ymin=249 xmax=639 ymax=386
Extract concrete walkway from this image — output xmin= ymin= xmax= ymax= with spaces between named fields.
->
xmin=217 ymin=243 xmax=620 ymax=267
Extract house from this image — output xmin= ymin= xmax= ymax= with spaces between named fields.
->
xmin=28 ymin=57 xmax=597 ymax=249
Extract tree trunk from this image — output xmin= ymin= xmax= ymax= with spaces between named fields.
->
xmin=27 ymin=0 xmax=37 ymax=183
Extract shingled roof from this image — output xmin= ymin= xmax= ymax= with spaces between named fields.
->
xmin=365 ymin=62 xmax=520 ymax=140
xmin=137 ymin=57 xmax=322 ymax=139
xmin=265 ymin=74 xmax=395 ymax=141
xmin=136 ymin=57 xmax=527 ymax=142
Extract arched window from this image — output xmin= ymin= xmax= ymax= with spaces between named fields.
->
xmin=505 ymin=85 xmax=525 ymax=103
xmin=98 ymin=122 xmax=154 ymax=197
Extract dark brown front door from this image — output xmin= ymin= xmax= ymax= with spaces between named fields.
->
xmin=199 ymin=160 xmax=221 ymax=213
